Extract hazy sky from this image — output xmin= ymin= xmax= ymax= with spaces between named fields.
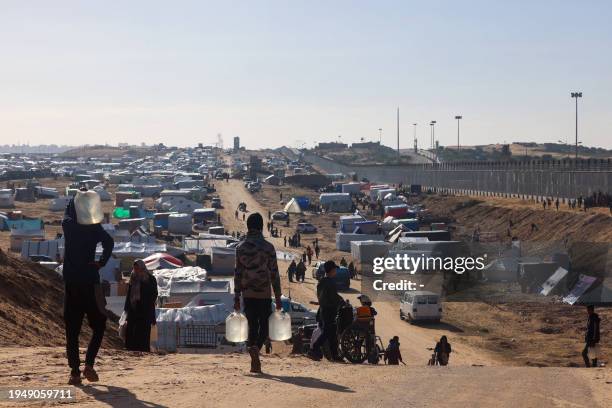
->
xmin=1 ymin=1 xmax=611 ymax=149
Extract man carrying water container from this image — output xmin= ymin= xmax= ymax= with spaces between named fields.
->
xmin=234 ymin=212 xmax=282 ymax=373
xmin=62 ymin=189 xmax=114 ymax=385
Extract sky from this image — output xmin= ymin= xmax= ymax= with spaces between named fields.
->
xmin=1 ymin=0 xmax=611 ymax=150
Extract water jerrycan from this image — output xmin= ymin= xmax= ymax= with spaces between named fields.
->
xmin=269 ymin=310 xmax=292 ymax=341
xmin=74 ymin=190 xmax=103 ymax=225
xmin=150 ymin=325 xmax=158 ymax=352
xmin=225 ymin=312 xmax=248 ymax=343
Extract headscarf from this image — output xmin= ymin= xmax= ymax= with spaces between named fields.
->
xmin=129 ymin=259 xmax=150 ymax=307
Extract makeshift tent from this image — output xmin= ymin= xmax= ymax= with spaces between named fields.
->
xmin=284 ymin=198 xmax=303 ymax=214
xmin=113 ymin=207 xmax=131 ymax=219
xmin=35 ymin=187 xmax=59 ymax=198
xmin=353 ymin=220 xmax=379 ymax=234
xmin=320 ymin=193 xmax=352 ymax=212
xmin=49 ymin=196 xmax=71 ymax=212
xmin=336 ymin=232 xmax=383 ymax=251
xmin=264 ymin=175 xmax=281 ymax=185
xmin=144 ymin=253 xmax=184 ymax=270
xmin=98 ymin=241 xmax=166 ymax=257
xmin=341 ymin=183 xmax=361 ymax=194
xmin=210 ymin=247 xmax=236 ymax=275
xmin=295 ymin=196 xmax=310 ymax=209
xmin=10 ymin=229 xmax=45 ymax=251
xmin=384 ymin=204 xmax=408 ymax=218
xmin=153 ymin=266 xmax=208 ymax=297
xmin=93 ymin=186 xmax=112 ymax=201
xmin=168 ymin=213 xmax=192 ymax=235
xmin=20 ymin=239 xmax=62 ymax=260
xmin=0 ymin=190 xmax=14 ymax=208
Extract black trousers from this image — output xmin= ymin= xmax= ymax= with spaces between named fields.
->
xmin=312 ymin=320 xmax=338 ymax=358
xmin=64 ymin=283 xmax=107 ymax=373
xmin=125 ymin=319 xmax=151 ymax=352
xmin=244 ymin=298 xmax=272 ymax=350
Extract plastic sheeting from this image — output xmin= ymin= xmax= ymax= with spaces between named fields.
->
xmin=97 ymin=241 xmax=167 ymax=257
xmin=153 ymin=266 xmax=208 ymax=298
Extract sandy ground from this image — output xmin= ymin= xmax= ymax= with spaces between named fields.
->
xmin=0 ymin=347 xmax=610 ymax=408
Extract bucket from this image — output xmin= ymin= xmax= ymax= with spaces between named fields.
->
xmin=268 ymin=311 xmax=292 ymax=341
xmin=225 ymin=312 xmax=248 ymax=343
xmin=74 ymin=190 xmax=103 ymax=225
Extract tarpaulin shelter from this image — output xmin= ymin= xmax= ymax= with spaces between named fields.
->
xmin=283 ymin=198 xmax=303 ymax=214
xmin=144 ymin=253 xmax=184 ymax=270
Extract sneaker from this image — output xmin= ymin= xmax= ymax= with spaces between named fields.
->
xmin=68 ymin=372 xmax=82 ymax=386
xmin=82 ymin=366 xmax=99 ymax=382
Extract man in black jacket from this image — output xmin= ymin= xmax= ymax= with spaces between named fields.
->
xmin=582 ymin=305 xmax=601 ymax=368
xmin=62 ymin=195 xmax=114 ymax=385
xmin=309 ymin=260 xmax=343 ymax=361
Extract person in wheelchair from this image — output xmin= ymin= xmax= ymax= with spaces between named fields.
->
xmin=355 ymin=294 xmax=377 ymax=334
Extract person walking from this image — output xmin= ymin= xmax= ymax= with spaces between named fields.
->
xmin=582 ymin=305 xmax=601 ymax=368
xmin=234 ymin=213 xmax=282 ymax=373
xmin=62 ymin=192 xmax=114 ymax=385
xmin=434 ymin=335 xmax=452 ymax=366
xmin=314 ymin=243 xmax=320 ymax=259
xmin=306 ymin=246 xmax=313 ymax=265
xmin=124 ymin=259 xmax=158 ymax=352
xmin=309 ymin=261 xmax=343 ymax=361
xmin=287 ymin=259 xmax=297 ymax=282
xmin=296 ymin=259 xmax=306 ymax=282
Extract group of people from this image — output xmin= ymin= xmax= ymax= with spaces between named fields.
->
xmin=287 ymin=259 xmax=307 ymax=282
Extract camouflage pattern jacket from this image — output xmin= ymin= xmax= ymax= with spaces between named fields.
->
xmin=234 ymin=231 xmax=282 ymax=300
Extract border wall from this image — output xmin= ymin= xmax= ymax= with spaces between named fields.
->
xmin=302 ymin=152 xmax=612 ymax=198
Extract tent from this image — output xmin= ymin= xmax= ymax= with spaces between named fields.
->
xmin=144 ymin=253 xmax=184 ymax=270
xmin=264 ymin=175 xmax=281 ymax=186
xmin=49 ymin=196 xmax=71 ymax=212
xmin=93 ymin=186 xmax=112 ymax=201
xmin=284 ymin=198 xmax=303 ymax=214
xmin=113 ymin=207 xmax=131 ymax=219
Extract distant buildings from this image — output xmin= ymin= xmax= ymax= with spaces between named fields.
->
xmin=233 ymin=136 xmax=240 ymax=152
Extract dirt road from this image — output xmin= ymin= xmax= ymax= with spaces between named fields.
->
xmin=214 ymin=180 xmax=498 ymax=367
xmin=0 ymin=347 xmax=609 ymax=408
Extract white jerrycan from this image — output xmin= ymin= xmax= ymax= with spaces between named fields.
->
xmin=225 ymin=312 xmax=248 ymax=343
xmin=74 ymin=190 xmax=104 ymax=225
xmin=268 ymin=310 xmax=292 ymax=341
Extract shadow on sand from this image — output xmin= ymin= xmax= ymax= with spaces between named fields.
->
xmin=410 ymin=321 xmax=464 ymax=333
xmin=257 ymin=373 xmax=354 ymax=393
xmin=80 ymin=384 xmax=168 ymax=408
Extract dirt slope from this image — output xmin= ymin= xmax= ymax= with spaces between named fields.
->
xmin=0 ymin=250 xmax=122 ymax=348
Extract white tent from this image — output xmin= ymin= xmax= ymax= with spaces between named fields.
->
xmin=283 ymin=198 xmax=303 ymax=214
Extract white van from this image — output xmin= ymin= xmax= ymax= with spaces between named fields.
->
xmin=399 ymin=291 xmax=442 ymax=323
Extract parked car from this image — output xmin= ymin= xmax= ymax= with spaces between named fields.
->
xmin=272 ymin=211 xmax=289 ymax=221
xmin=296 ymin=222 xmax=317 ymax=233
xmin=311 ymin=261 xmax=350 ymax=290
xmin=211 ymin=197 xmax=222 ymax=208
xmin=399 ymin=291 xmax=442 ymax=323
xmin=271 ymin=296 xmax=317 ymax=329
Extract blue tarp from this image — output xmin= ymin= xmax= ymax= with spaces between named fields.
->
xmin=295 ymin=196 xmax=310 ymax=210
xmin=4 ymin=219 xmax=43 ymax=231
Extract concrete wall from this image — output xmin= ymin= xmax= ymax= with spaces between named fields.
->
xmin=303 ymin=152 xmax=612 ymax=198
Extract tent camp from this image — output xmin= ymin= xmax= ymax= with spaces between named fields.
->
xmin=49 ymin=196 xmax=71 ymax=212
xmin=284 ymin=198 xmax=303 ymax=214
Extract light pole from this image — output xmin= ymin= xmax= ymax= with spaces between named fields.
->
xmin=413 ymin=123 xmax=417 ymax=152
xmin=571 ymin=91 xmax=582 ymax=159
xmin=430 ymin=121 xmax=436 ymax=150
xmin=378 ymin=128 xmax=382 ymax=144
xmin=455 ymin=115 xmax=462 ymax=150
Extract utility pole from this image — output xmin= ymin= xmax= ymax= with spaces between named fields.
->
xmin=455 ymin=115 xmax=462 ymax=150
xmin=571 ymin=92 xmax=582 ymax=159
xmin=413 ymin=123 xmax=417 ymax=152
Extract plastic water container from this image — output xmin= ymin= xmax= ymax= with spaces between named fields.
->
xmin=225 ymin=312 xmax=248 ymax=343
xmin=74 ymin=190 xmax=103 ymax=225
xmin=150 ymin=325 xmax=158 ymax=352
xmin=269 ymin=311 xmax=292 ymax=341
